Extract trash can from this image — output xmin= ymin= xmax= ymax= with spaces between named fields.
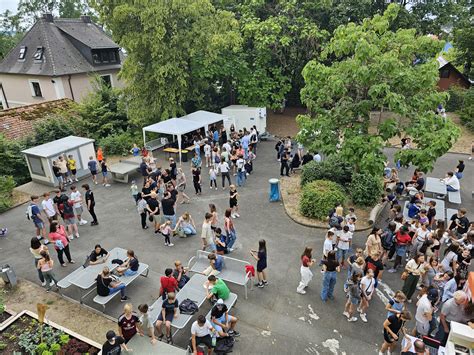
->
xmin=0 ymin=264 xmax=17 ymax=287
xmin=269 ymin=178 xmax=280 ymax=202
xmin=181 ymin=149 xmax=188 ymax=163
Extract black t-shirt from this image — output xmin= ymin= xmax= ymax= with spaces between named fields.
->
xmin=170 ymin=189 xmax=178 ymax=202
xmin=140 ymin=162 xmax=149 ymax=176
xmin=161 ymin=198 xmax=175 ymax=216
xmin=96 ymin=274 xmax=112 ymax=296
xmin=400 ymin=352 xmax=415 ymax=355
xmin=322 ymin=259 xmax=339 ymax=272
xmin=415 ymin=177 xmax=425 ymax=190
xmin=163 ymin=174 xmax=172 ymax=184
xmin=385 ymin=314 xmax=405 ymax=336
xmin=90 ymin=248 xmax=108 ymax=262
xmin=170 ymin=162 xmax=177 ymax=177
xmin=147 ymin=198 xmax=159 ymax=214
xmin=427 ymin=207 xmax=436 ymax=222
xmin=102 ymin=336 xmax=125 ymax=355
xmin=129 ymin=257 xmax=139 ymax=272
xmin=53 ymin=165 xmax=61 ymax=177
xmin=192 ymin=169 xmax=200 ymax=183
xmin=365 ymin=256 xmax=384 ymax=278
xmin=449 ymin=214 xmax=469 ymax=234
xmin=53 ymin=194 xmax=67 ymax=211
xmin=211 ymin=304 xmax=228 ymax=319
xmin=85 ymin=190 xmax=95 ymax=206
xmin=457 ymin=162 xmax=465 ymax=173
xmin=162 ymin=299 xmax=178 ymax=315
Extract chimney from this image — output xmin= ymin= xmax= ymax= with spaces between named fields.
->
xmin=42 ymin=13 xmax=54 ymax=22
xmin=80 ymin=15 xmax=91 ymax=23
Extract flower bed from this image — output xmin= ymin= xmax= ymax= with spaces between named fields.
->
xmin=0 ymin=310 xmax=100 ymax=354
xmin=0 ymin=310 xmax=14 ymax=325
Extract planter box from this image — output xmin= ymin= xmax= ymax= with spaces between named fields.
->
xmin=0 ymin=308 xmax=15 ymax=328
xmin=0 ymin=310 xmax=101 ymax=354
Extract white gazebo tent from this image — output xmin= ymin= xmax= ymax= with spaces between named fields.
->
xmin=142 ymin=118 xmax=203 ymax=163
xmin=182 ymin=110 xmax=232 ymax=134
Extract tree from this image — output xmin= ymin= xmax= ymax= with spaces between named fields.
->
xmin=297 ymin=4 xmax=460 ymax=175
xmin=92 ymin=0 xmax=242 ymax=126
xmin=0 ymin=10 xmax=23 ymax=60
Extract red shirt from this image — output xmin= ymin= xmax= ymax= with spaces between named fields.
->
xmin=395 ymin=231 xmax=411 ymax=246
xmin=302 ymin=255 xmax=311 ymax=267
xmin=160 ymin=276 xmax=178 ymax=294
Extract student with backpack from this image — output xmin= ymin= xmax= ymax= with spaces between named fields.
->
xmin=27 ymin=195 xmax=47 ymax=243
xmin=48 ymin=221 xmax=75 ymax=266
xmin=381 ymin=223 xmax=397 ymax=265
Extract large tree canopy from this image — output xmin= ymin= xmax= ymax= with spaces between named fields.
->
xmin=297 ymin=4 xmax=460 ymax=175
xmin=93 ymin=0 xmax=241 ymax=126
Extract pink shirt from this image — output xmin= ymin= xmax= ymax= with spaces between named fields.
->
xmin=49 ymin=225 xmax=69 ymax=250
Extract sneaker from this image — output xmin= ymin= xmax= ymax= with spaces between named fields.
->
xmin=166 ymin=336 xmax=173 ymax=344
xmin=379 ymin=352 xmax=385 ymax=355
xmin=36 ymin=235 xmax=43 ymax=240
xmin=388 ymin=268 xmax=397 ymax=273
xmin=228 ymin=330 xmax=240 ymax=337
xmin=263 ymin=280 xmax=268 ymax=286
xmin=342 ymin=311 xmax=350 ymax=319
xmin=157 ymin=334 xmax=164 ymax=341
xmin=215 ymin=187 xmax=218 ymax=190
xmin=69 ymin=260 xmax=75 ymax=264
xmin=75 ymin=234 xmax=80 ymax=238
xmin=94 ymin=181 xmax=98 ymax=185
xmin=407 ymin=299 xmax=412 ymax=303
xmin=234 ymin=213 xmax=240 ymax=218
xmin=41 ymin=281 xmax=46 ymax=286
xmin=257 ymin=282 xmax=264 ymax=288
xmin=69 ymin=235 xmax=74 ymax=240
xmin=296 ymin=289 xmax=306 ymax=294
xmin=348 ymin=317 xmax=358 ymax=322
xmin=228 ymin=248 xmax=234 ymax=252
xmin=436 ymin=194 xmax=445 ymax=199
xmin=231 ymin=214 xmax=236 ymax=219
xmin=360 ymin=313 xmax=368 ymax=323
xmin=79 ymin=220 xmax=88 ymax=225
xmin=143 ymin=226 xmax=149 ymax=229
xmin=164 ymin=242 xmax=169 ymax=246
xmin=75 ymin=179 xmax=79 ymax=182
xmin=120 ymin=296 xmax=130 ymax=302
xmin=61 ymin=263 xmax=67 ymax=267
xmin=168 ymin=243 xmax=174 ymax=247
xmin=105 ymin=184 xmax=111 ymax=187
xmin=49 ymin=281 xmax=55 ymax=286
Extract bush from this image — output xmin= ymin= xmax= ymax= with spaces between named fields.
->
xmin=0 ymin=175 xmax=16 ymax=213
xmin=446 ymin=85 xmax=467 ymax=112
xmin=300 ymin=156 xmax=353 ymax=187
xmin=349 ymin=173 xmax=383 ymax=206
xmin=300 ymin=180 xmax=346 ymax=219
xmin=98 ymin=131 xmax=138 ymax=156
xmin=459 ymin=88 xmax=474 ymax=131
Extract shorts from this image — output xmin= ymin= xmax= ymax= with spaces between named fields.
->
xmin=350 ymin=296 xmax=360 ymax=305
xmin=64 ymin=217 xmax=76 ymax=225
xmin=212 ymin=314 xmax=232 ymax=332
xmin=47 ymin=214 xmax=58 ymax=223
xmin=383 ymin=330 xmax=396 ymax=344
xmin=90 ymin=170 xmax=97 ymax=176
xmin=74 ymin=206 xmax=83 ymax=215
xmin=177 ymin=184 xmax=186 ymax=192
xmin=34 ymin=221 xmax=44 ymax=229
xmin=124 ymin=269 xmax=138 ymax=277
xmin=139 ymin=315 xmax=154 ymax=331
xmin=157 ymin=312 xmax=174 ymax=322
xmin=257 ymin=262 xmax=267 ymax=272
xmin=193 ymin=335 xmax=212 ymax=349
xmin=416 ymin=321 xmax=430 ymax=336
xmin=230 ymin=199 xmax=238 ymax=208
xmin=102 ymin=171 xmax=108 ymax=177
xmin=56 ymin=175 xmax=64 ymax=183
xmin=71 ymin=169 xmax=77 ymax=175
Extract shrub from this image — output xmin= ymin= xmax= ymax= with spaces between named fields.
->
xmin=459 ymin=88 xmax=474 ymax=131
xmin=349 ymin=173 xmax=383 ymax=206
xmin=98 ymin=131 xmax=138 ymax=156
xmin=446 ymin=85 xmax=467 ymax=112
xmin=300 ymin=180 xmax=346 ymax=220
xmin=300 ymin=156 xmax=353 ymax=187
xmin=0 ymin=175 xmax=16 ymax=213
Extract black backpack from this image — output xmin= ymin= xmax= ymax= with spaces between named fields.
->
xmin=215 ymin=336 xmax=235 ymax=354
xmin=381 ymin=230 xmax=394 ymax=249
xmin=179 ymin=298 xmax=198 ymax=315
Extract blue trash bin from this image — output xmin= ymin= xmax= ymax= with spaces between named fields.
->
xmin=269 ymin=178 xmax=280 ymax=202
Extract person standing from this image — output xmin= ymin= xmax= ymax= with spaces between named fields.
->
xmin=88 ymin=156 xmax=98 ymax=185
xmin=321 ymin=250 xmax=340 ymax=302
xmin=67 ymin=154 xmax=78 ymax=182
xmin=337 ymin=225 xmax=352 ymax=268
xmin=70 ymin=185 xmax=87 ymax=225
xmin=402 ymin=255 xmax=425 ymax=303
xmin=30 ymin=237 xmax=48 ymax=286
xmin=209 ymin=166 xmax=218 ymax=190
xmin=176 ymin=168 xmax=191 ymax=204
xmin=218 ymin=158 xmax=231 ymax=189
xmin=130 ymin=180 xmax=139 ymax=204
xmin=161 ymin=191 xmax=177 ymax=229
xmin=136 ymin=193 xmax=148 ymax=230
xmin=201 ymin=213 xmax=216 ymax=252
xmin=229 ymin=185 xmax=240 ymax=218
xmin=204 ymin=140 xmax=212 ymax=167
xmin=250 ymin=239 xmax=268 ymax=288
xmin=130 ymin=143 xmax=140 ymax=157
xmin=49 ymin=221 xmax=75 ymax=266
xmin=146 ymin=191 xmax=161 ymax=233
xmin=52 ymin=160 xmax=64 ymax=191
xmin=343 ymin=272 xmax=362 ymax=322
xmin=359 ymin=269 xmax=375 ymax=323
xmin=296 ymin=247 xmax=315 ymax=295
xmin=236 ymin=154 xmax=246 ymax=187
xmin=102 ymin=330 xmax=129 ymax=354
xmin=28 ymin=195 xmax=47 ymax=243
xmin=280 ymin=149 xmax=290 ymax=177
xmin=82 ymin=184 xmax=98 ymax=226
xmin=192 ymin=167 xmax=202 ymax=195
xmin=379 ymin=311 xmax=412 ymax=355
xmin=415 ymin=288 xmax=436 ymax=337
xmin=57 ymin=155 xmax=71 ymax=185
xmin=118 ymin=303 xmax=140 ymax=344
xmin=224 ymin=209 xmax=237 ymax=252
xmin=101 ymin=158 xmax=111 ymax=187
xmin=435 ymin=291 xmax=469 ymax=345
xmin=37 ymin=250 xmax=59 ymax=292
xmin=41 ymin=192 xmax=57 ymax=224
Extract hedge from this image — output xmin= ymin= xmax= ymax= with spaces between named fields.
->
xmin=300 ymin=156 xmax=353 ymax=187
xmin=0 ymin=175 xmax=16 ymax=213
xmin=349 ymin=173 xmax=383 ymax=206
xmin=98 ymin=131 xmax=138 ymax=156
xmin=300 ymin=180 xmax=346 ymax=220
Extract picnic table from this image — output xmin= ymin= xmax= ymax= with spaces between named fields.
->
xmin=149 ymin=274 xmax=209 ymax=336
xmin=425 ymin=177 xmax=447 ymax=196
xmin=57 ymin=247 xmax=127 ymax=303
xmin=402 ymin=198 xmax=445 ymax=221
xmin=163 ymin=147 xmax=189 ymax=162
xmin=126 ymin=335 xmax=187 ymax=354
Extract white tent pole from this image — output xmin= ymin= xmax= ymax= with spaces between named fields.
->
xmin=142 ymin=128 xmax=146 ymax=148
xmin=178 ymin=135 xmax=182 ymax=165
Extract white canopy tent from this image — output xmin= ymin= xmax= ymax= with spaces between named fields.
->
xmin=182 ymin=110 xmax=231 ymax=133
xmin=142 ymin=118 xmax=203 ymax=163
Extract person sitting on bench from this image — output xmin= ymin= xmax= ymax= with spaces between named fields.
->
xmin=206 ymin=275 xmax=230 ymax=302
xmin=190 ymin=315 xmax=215 ymax=355
xmin=89 ymin=244 xmax=109 ymax=265
xmin=203 ymin=252 xmax=223 ymax=276
xmin=441 ymin=171 xmax=460 ymax=192
xmin=155 ymin=292 xmax=179 ymax=344
xmin=210 ymin=299 xmax=240 ymax=338
xmin=96 ymin=266 xmax=129 ymax=301
xmin=115 ymin=250 xmax=139 ymax=277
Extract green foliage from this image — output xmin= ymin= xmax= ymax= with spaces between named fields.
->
xmin=300 ymin=157 xmax=353 ymax=187
xmin=93 ymin=0 xmax=242 ymax=126
xmin=37 ymin=343 xmax=48 ymax=353
xmin=459 ymin=88 xmax=474 ymax=131
xmin=446 ymin=86 xmax=467 ymax=112
xmin=298 ymin=4 xmax=456 ymax=174
xmin=0 ymin=342 xmax=6 ymax=350
xmin=59 ymin=334 xmax=70 ymax=345
xmin=32 ymin=115 xmax=80 ymax=145
xmin=50 ymin=343 xmax=60 ymax=352
xmin=300 ymin=180 xmax=346 ymax=220
xmin=0 ymin=175 xmax=16 ymax=213
xmin=98 ymin=131 xmax=138 ymax=156
xmin=0 ymin=134 xmax=30 ymax=185
xmin=349 ymin=173 xmax=383 ymax=206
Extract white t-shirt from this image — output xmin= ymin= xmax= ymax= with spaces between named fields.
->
xmin=236 ymin=158 xmax=245 ymax=171
xmin=191 ymin=320 xmax=212 ymax=337
xmin=415 ymin=228 xmax=430 ymax=243
xmin=441 ymin=251 xmax=457 ymax=272
xmin=41 ymin=198 xmax=56 ymax=217
xmin=323 ymin=239 xmax=333 ymax=257
xmin=415 ymin=294 xmax=432 ymax=324
xmin=337 ymin=231 xmax=352 ymax=250
xmin=204 ymin=144 xmax=211 ymax=156
xmin=218 ymin=162 xmax=229 ymax=173
xmin=347 ymin=223 xmax=355 ymax=233
xmin=70 ymin=191 xmax=82 ymax=208
xmin=360 ymin=276 xmax=375 ymax=296
xmin=223 ymin=143 xmax=232 ymax=153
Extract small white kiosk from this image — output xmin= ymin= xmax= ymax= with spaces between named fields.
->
xmin=22 ymin=136 xmax=95 ymax=186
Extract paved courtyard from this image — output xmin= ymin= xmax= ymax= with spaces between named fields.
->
xmin=1 ymin=141 xmax=473 ymax=354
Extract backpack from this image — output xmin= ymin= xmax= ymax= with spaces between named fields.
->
xmin=215 ymin=155 xmax=221 ymax=164
xmin=214 ymin=336 xmax=235 ymax=354
xmin=274 ymin=141 xmax=282 ymax=151
xmin=381 ymin=230 xmax=394 ymax=249
xmin=329 ymin=216 xmax=340 ymax=228
xmin=26 ymin=205 xmax=33 ymax=220
xmin=179 ymin=298 xmax=198 ymax=315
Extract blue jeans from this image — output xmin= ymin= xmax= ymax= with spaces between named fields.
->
xmin=336 ymin=249 xmax=349 ymax=263
xmin=163 ymin=214 xmax=176 ymax=229
xmin=34 ymin=258 xmax=45 ymax=283
xmin=455 ymin=172 xmax=462 ymax=180
xmin=183 ymin=225 xmax=196 ymax=235
xmin=321 ymin=271 xmax=337 ymax=301
xmin=109 ymin=284 xmax=126 ymax=297
xmin=237 ymin=171 xmax=246 ymax=187
xmin=124 ymin=269 xmax=137 ymax=277
xmin=446 ymin=185 xmax=458 ymax=192
xmin=226 ymin=229 xmax=236 ymax=250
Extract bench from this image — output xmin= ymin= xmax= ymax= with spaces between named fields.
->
xmin=57 ymin=266 xmax=85 ymax=289
xmin=145 ymin=138 xmax=169 ymax=152
xmin=446 ymin=208 xmax=458 ymax=222
xmin=448 ymin=190 xmax=461 ymax=204
xmin=187 ymin=251 xmax=253 ymax=299
xmin=205 ymin=292 xmax=238 ymax=322
xmin=149 ymin=274 xmax=208 ymax=336
xmin=93 ymin=263 xmax=149 ymax=311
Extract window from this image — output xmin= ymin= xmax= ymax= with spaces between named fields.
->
xmin=33 ymin=47 xmax=44 ymax=61
xmin=29 ymin=80 xmax=43 ymax=97
xmin=92 ymin=51 xmax=100 ymax=64
xmin=101 ymin=75 xmax=112 ymax=87
xmin=101 ymin=51 xmax=110 ymax=63
xmin=109 ymin=50 xmax=117 ymax=63
xmin=18 ymin=46 xmax=27 ymax=60
xmin=28 ymin=156 xmax=45 ymax=176
xmin=91 ymin=49 xmax=120 ymax=65
xmin=440 ymin=68 xmax=450 ymax=78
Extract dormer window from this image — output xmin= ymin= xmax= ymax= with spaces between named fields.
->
xmin=18 ymin=46 xmax=27 ymax=60
xmin=91 ymin=49 xmax=120 ymax=65
xmin=33 ymin=47 xmax=44 ymax=61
